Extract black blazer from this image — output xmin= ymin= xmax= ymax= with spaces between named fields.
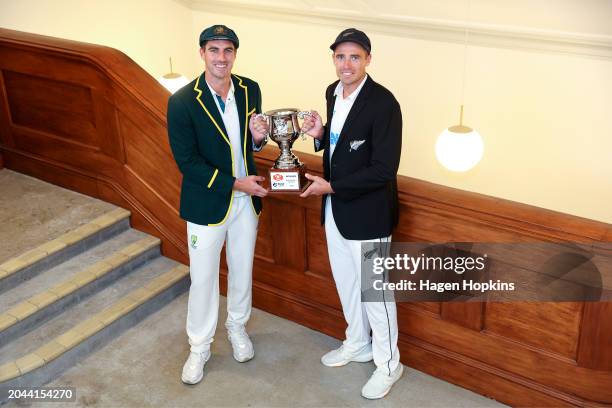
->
xmin=316 ymin=75 xmax=402 ymax=240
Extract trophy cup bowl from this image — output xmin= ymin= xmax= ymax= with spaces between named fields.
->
xmin=259 ymin=108 xmax=311 ymax=193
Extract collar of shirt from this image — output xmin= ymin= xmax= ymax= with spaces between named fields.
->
xmin=333 ymin=74 xmax=368 ymax=101
xmin=205 ymin=78 xmax=235 ymax=105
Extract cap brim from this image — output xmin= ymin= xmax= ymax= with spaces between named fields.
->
xmin=209 ymin=35 xmax=232 ymax=41
xmin=200 ymin=36 xmax=239 ymax=47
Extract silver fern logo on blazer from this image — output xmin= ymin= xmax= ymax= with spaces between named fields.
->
xmin=349 ymin=140 xmax=366 ymax=151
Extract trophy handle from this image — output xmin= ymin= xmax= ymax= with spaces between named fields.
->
xmin=254 ymin=113 xmax=271 ymax=141
xmin=297 ymin=110 xmax=312 ymax=140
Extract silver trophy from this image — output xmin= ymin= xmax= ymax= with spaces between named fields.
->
xmin=258 ymin=108 xmax=311 ymax=169
xmin=256 ymin=108 xmax=311 ymax=192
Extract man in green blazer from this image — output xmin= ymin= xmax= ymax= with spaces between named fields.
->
xmin=167 ymin=24 xmax=269 ymax=385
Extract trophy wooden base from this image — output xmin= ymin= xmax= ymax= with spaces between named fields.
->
xmin=266 ymin=164 xmax=310 ymax=194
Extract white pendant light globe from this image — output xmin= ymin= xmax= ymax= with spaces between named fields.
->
xmin=158 ymin=57 xmax=189 ymax=94
xmin=159 ymin=72 xmax=189 ymax=94
xmin=436 ymin=124 xmax=484 ymax=172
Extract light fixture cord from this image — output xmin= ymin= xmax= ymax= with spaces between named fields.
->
xmin=169 ymin=57 xmax=173 ymax=74
xmin=460 ymin=0 xmax=471 ymax=125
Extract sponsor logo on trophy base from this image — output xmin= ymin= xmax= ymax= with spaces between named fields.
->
xmin=270 ymin=171 xmax=300 ymax=191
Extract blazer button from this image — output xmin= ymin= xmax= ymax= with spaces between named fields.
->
xmin=332 ymin=164 xmax=337 ymax=168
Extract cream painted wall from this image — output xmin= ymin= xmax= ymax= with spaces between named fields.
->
xmin=1 ymin=1 xmax=610 ymax=224
xmin=294 ymin=0 xmax=612 ymax=36
xmin=191 ymin=11 xmax=612 ymax=224
xmin=0 ymin=0 xmax=198 ymax=81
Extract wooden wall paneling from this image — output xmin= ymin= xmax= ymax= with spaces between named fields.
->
xmin=0 ymin=69 xmax=15 ymax=148
xmin=0 ymin=47 xmax=109 ymax=92
xmin=304 ymin=207 xmax=332 ymax=280
xmin=118 ymin=112 xmax=181 ymax=209
xmin=249 ymin=273 xmax=347 ymax=338
xmin=254 ymin=209 xmax=275 ymax=263
xmin=401 ymin=179 xmax=608 ymax=243
xmin=110 ymin=71 xmax=168 ymax=134
xmin=0 ymin=66 xmax=124 ymax=178
xmin=399 ymin=303 xmax=612 ymax=402
xmin=441 ymin=302 xmax=485 ymax=331
xmin=92 ymin=89 xmax=123 ymax=160
xmin=398 ymin=205 xmax=528 ymax=243
xmin=9 ymin=126 xmax=124 ymax=179
xmin=0 ymin=65 xmax=5 ymax=169
xmin=252 ymin=257 xmax=341 ymax=310
xmin=3 ymin=71 xmax=98 ymax=147
xmin=121 ymin=168 xmax=183 ymax=236
xmin=483 ymin=302 xmax=583 ymax=359
xmin=398 ymin=336 xmax=578 ymax=407
xmin=268 ymin=199 xmax=307 ymax=272
xmin=401 ymin=302 xmax=442 ymax=315
xmin=577 ymin=302 xmax=612 ymax=371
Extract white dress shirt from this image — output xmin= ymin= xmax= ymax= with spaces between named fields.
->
xmin=328 ymin=74 xmax=368 ymax=162
xmin=324 ymin=75 xmax=368 ymax=210
xmin=206 ymin=80 xmax=247 ymax=197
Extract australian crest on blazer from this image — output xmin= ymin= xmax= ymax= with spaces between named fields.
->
xmin=167 ymin=72 xmax=263 ymax=226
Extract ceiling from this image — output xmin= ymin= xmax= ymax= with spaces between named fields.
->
xmin=178 ymin=0 xmax=612 ymax=59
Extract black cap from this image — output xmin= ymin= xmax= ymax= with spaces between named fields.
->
xmin=330 ymin=28 xmax=371 ymax=54
xmin=199 ymin=24 xmax=239 ymax=49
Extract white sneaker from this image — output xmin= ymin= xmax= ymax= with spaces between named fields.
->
xmin=320 ymin=344 xmax=373 ymax=367
xmin=361 ymin=364 xmax=404 ymax=399
xmin=181 ymin=350 xmax=210 ymax=385
xmin=228 ymin=326 xmax=254 ymax=362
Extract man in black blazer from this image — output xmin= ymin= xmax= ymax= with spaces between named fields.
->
xmin=300 ymin=28 xmax=403 ymax=399
xmin=167 ymin=24 xmax=269 ymax=385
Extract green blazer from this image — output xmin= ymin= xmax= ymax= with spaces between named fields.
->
xmin=167 ymin=73 xmax=262 ymax=226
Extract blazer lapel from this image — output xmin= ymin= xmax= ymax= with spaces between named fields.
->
xmin=336 ymin=75 xmax=373 ymax=149
xmin=326 ymin=84 xmax=337 ymax=150
xmin=193 ymin=72 xmax=230 ymax=146
xmin=232 ymin=75 xmax=248 ymax=150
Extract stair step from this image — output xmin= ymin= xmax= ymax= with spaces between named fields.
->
xmin=0 ymin=233 xmax=160 ymax=345
xmin=0 ymin=259 xmax=189 ymax=387
xmin=0 ymin=208 xmax=131 ymax=295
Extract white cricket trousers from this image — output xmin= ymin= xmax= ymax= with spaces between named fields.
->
xmin=324 ymin=198 xmax=400 ymax=374
xmin=186 ymin=195 xmax=258 ymax=353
